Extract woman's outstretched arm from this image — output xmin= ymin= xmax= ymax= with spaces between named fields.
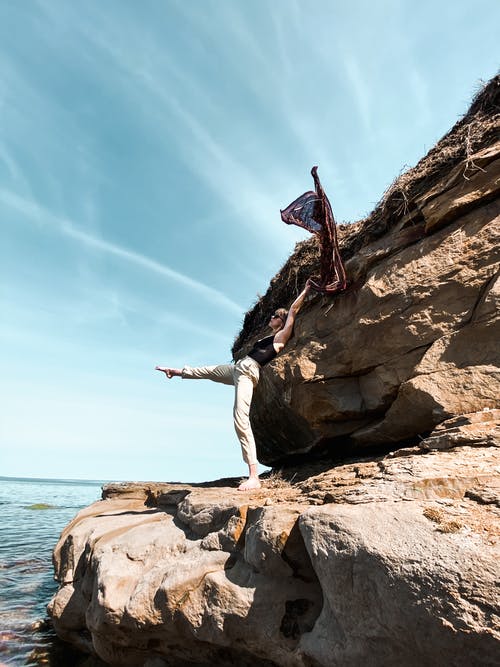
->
xmin=273 ymin=281 xmax=312 ymax=351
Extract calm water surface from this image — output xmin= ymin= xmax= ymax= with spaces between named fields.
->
xmin=0 ymin=477 xmax=105 ymax=666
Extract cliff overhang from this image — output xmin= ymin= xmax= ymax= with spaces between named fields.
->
xmin=233 ymin=75 xmax=500 ymax=466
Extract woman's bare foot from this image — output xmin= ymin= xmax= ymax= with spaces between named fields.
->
xmin=238 ymin=476 xmax=261 ymax=491
xmin=155 ymin=366 xmax=182 ymax=378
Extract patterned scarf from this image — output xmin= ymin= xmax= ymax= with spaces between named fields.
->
xmin=280 ymin=166 xmax=347 ymax=294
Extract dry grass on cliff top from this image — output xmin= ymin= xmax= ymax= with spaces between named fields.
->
xmin=232 ymin=74 xmax=500 ymax=358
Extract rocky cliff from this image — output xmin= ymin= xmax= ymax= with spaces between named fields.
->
xmin=48 ymin=77 xmax=500 ymax=666
xmin=233 ymin=76 xmax=500 ymax=466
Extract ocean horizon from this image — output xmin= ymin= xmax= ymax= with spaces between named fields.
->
xmin=0 ymin=475 xmax=112 ymax=485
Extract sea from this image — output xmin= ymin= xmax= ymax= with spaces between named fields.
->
xmin=0 ymin=476 xmax=108 ymax=666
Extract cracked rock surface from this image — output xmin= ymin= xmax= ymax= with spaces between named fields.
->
xmin=49 ymin=431 xmax=499 ymax=667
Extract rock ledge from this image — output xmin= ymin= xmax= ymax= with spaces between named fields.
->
xmin=49 ymin=424 xmax=499 ymax=666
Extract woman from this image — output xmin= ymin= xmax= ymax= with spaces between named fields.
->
xmin=156 ymin=282 xmax=311 ymax=491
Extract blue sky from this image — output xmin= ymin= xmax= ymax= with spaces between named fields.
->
xmin=1 ymin=0 xmax=498 ymax=482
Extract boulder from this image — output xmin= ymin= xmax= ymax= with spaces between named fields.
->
xmin=48 ymin=442 xmax=500 ymax=666
xmin=247 ymin=135 xmax=500 ymax=465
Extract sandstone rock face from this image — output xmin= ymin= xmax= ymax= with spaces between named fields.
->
xmin=249 ymin=142 xmax=500 ymax=465
xmin=48 ymin=435 xmax=499 ymax=666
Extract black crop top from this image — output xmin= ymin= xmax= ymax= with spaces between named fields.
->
xmin=247 ymin=335 xmax=278 ymax=366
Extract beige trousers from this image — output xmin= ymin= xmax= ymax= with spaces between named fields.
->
xmin=181 ymin=356 xmax=260 ymax=465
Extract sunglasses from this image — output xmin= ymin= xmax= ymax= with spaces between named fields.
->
xmin=271 ymin=313 xmax=284 ymax=321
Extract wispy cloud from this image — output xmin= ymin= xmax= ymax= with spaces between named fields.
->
xmin=40 ymin=7 xmax=268 ymax=222
xmin=0 ymin=290 xmax=231 ymax=348
xmin=43 ymin=3 xmax=318 ymax=243
xmin=344 ymin=56 xmax=372 ymax=133
xmin=0 ymin=141 xmax=29 ymax=189
xmin=1 ymin=189 xmax=243 ymax=314
xmin=30 ymin=0 xmax=353 ymax=244
xmin=101 ymin=59 xmax=283 ymax=239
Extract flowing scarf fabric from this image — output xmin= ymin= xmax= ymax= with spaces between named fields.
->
xmin=280 ymin=166 xmax=347 ymax=294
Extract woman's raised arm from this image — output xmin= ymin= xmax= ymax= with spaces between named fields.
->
xmin=274 ymin=281 xmax=312 ymax=350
